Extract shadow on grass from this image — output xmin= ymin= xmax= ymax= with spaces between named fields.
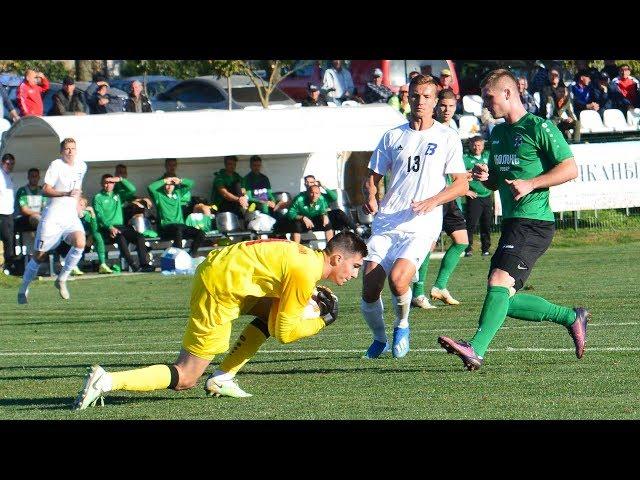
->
xmin=1 ymin=394 xmax=198 ymax=412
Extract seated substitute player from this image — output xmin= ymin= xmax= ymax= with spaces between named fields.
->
xmin=284 ymin=184 xmax=334 ymax=244
xmin=72 ymin=231 xmax=367 ymax=409
xmin=360 ymin=74 xmax=468 ymax=359
xmin=437 ymin=69 xmax=590 ymax=371
xmin=18 ymin=138 xmax=87 ymax=303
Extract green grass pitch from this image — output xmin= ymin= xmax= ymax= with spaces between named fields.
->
xmin=1 ymin=241 xmax=638 ymax=420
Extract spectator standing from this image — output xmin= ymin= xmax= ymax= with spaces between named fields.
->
xmin=300 ymin=83 xmax=327 ymax=107
xmin=211 ymin=155 xmax=249 ymax=219
xmin=364 ymin=68 xmax=394 ymax=104
xmin=14 ymin=167 xmax=46 ymax=234
xmin=17 ymin=69 xmax=50 ymax=117
xmin=463 ymin=137 xmax=493 ymax=257
xmin=528 ymin=60 xmax=550 ymax=96
xmin=437 ymin=68 xmax=460 ymax=100
xmin=0 ymin=154 xmax=17 ymax=270
xmin=322 ymin=60 xmax=355 ymax=106
xmin=611 ymin=64 xmax=640 ymax=109
xmin=388 ymin=84 xmax=411 ymax=117
xmin=518 ymin=77 xmax=538 ymax=114
xmin=1 ymin=83 xmax=20 ymax=122
xmin=124 ymin=80 xmax=153 ymax=113
xmin=52 ymin=77 xmax=87 ymax=116
xmin=571 ymin=69 xmax=599 ymax=116
xmin=548 ymin=85 xmax=580 ymax=143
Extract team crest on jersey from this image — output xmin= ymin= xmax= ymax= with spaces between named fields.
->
xmin=513 ymin=134 xmax=523 ymax=148
xmin=397 ymin=145 xmax=403 ymax=150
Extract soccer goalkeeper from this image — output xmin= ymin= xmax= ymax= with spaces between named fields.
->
xmin=73 ymin=231 xmax=367 ymax=410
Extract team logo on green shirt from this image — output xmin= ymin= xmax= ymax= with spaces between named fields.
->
xmin=513 ymin=134 xmax=523 ymax=148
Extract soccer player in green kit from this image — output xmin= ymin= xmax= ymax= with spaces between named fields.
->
xmin=438 ymin=69 xmax=590 ymax=370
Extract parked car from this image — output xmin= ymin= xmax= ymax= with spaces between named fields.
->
xmin=152 ymin=75 xmax=295 ymax=111
xmin=109 ymin=75 xmax=178 ymax=98
xmin=42 ymin=81 xmax=129 ymax=115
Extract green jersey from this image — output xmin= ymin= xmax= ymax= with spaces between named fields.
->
xmin=287 ymin=192 xmax=330 ymax=220
xmin=81 ymin=210 xmax=99 ymax=235
xmin=15 ymin=185 xmax=47 ymax=214
xmin=93 ymin=179 xmax=136 ymax=230
xmin=157 ymin=174 xmax=191 ymax=206
xmin=185 ymin=212 xmax=214 ymax=232
xmin=148 ymin=178 xmax=194 ymax=226
xmin=212 ymin=169 xmax=244 ymax=206
xmin=463 ymin=152 xmax=492 ymax=197
xmin=114 ymin=178 xmax=137 ymax=203
xmin=488 ymin=112 xmax=572 ymax=221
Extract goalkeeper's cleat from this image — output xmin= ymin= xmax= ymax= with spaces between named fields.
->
xmin=73 ymin=365 xmax=109 ymax=410
xmin=392 ymin=326 xmax=410 ymax=358
xmin=430 ymin=286 xmax=460 ymax=305
xmin=568 ymin=307 xmax=591 ymax=359
xmin=205 ymin=376 xmax=252 ymax=398
xmin=363 ymin=339 xmax=389 ymax=359
xmin=17 ymin=286 xmax=28 ymax=304
xmin=54 ymin=278 xmax=70 ymax=300
xmin=438 ymin=336 xmax=483 ymax=371
xmin=98 ymin=263 xmax=113 ymax=274
xmin=70 ymin=266 xmax=84 ymax=276
xmin=411 ymin=295 xmax=437 ymax=310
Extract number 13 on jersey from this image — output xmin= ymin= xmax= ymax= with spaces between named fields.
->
xmin=406 ymin=143 xmax=438 ymax=172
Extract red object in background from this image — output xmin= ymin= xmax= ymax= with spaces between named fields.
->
xmin=278 ymin=60 xmax=459 ymax=103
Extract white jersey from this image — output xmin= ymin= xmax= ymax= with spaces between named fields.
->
xmin=42 ymin=158 xmax=87 ymax=219
xmin=368 ymin=121 xmax=465 ymax=234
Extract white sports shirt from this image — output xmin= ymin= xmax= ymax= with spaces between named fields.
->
xmin=42 ymin=158 xmax=87 ymax=219
xmin=368 ymin=121 xmax=465 ymax=234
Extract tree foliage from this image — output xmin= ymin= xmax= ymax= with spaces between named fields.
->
xmin=0 ymin=60 xmax=70 ymax=82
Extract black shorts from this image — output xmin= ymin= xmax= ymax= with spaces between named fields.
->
xmin=442 ymin=201 xmax=467 ymax=235
xmin=489 ymin=218 xmax=555 ymax=291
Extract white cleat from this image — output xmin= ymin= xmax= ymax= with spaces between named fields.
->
xmin=54 ymin=278 xmax=70 ymax=300
xmin=17 ymin=287 xmax=29 ymax=304
xmin=73 ymin=365 xmax=108 ymax=410
xmin=204 ymin=376 xmax=252 ymax=398
xmin=411 ymin=295 xmax=437 ymax=310
xmin=430 ymin=286 xmax=460 ymax=305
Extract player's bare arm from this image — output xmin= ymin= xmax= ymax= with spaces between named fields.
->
xmin=505 ymin=157 xmax=577 ymax=201
xmin=43 ymin=183 xmax=80 ymax=198
xmin=411 ymin=172 xmax=468 ymax=215
xmin=362 ymin=169 xmax=383 ymax=214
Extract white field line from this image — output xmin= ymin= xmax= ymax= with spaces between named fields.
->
xmin=0 ymin=346 xmax=639 ymax=356
xmin=3 ymin=321 xmax=635 ymax=349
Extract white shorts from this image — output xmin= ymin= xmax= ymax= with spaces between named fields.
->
xmin=365 ymin=229 xmax=439 ymax=278
xmin=33 ymin=214 xmax=84 ymax=252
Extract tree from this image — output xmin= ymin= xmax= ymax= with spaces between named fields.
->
xmin=242 ymin=60 xmax=311 ymax=108
xmin=209 ymin=61 xmax=246 ymax=110
xmin=75 ymin=60 xmax=93 ymax=81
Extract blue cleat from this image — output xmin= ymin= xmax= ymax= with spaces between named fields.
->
xmin=392 ymin=326 xmax=410 ymax=358
xmin=363 ymin=339 xmax=389 ymax=359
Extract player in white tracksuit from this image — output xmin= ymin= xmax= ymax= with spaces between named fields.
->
xmin=360 ymin=75 xmax=468 ymax=359
xmin=18 ymin=138 xmax=87 ymax=303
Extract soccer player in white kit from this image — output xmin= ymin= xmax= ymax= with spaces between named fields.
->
xmin=18 ymin=138 xmax=87 ymax=304
xmin=360 ymin=74 xmax=468 ymax=358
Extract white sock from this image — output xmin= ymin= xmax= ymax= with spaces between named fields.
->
xmin=20 ymin=259 xmax=41 ymax=292
xmin=361 ymin=297 xmax=386 ymax=343
xmin=58 ymin=247 xmax=83 ymax=282
xmin=213 ymin=369 xmax=234 ymax=382
xmin=391 ymin=289 xmax=412 ymax=329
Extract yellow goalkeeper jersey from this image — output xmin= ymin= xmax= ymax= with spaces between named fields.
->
xmin=195 ymin=238 xmax=324 ymax=324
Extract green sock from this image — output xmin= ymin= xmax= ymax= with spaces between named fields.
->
xmin=434 ymin=243 xmax=468 ymax=289
xmin=412 ymin=252 xmax=431 ymax=298
xmin=469 ymin=286 xmax=511 ymax=357
xmin=507 ymin=294 xmax=576 ymax=326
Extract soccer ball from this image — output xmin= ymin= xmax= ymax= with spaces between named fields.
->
xmin=303 ymin=288 xmax=321 ymax=319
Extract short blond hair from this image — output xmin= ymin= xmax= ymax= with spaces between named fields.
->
xmin=480 ymin=69 xmax=518 ymax=91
